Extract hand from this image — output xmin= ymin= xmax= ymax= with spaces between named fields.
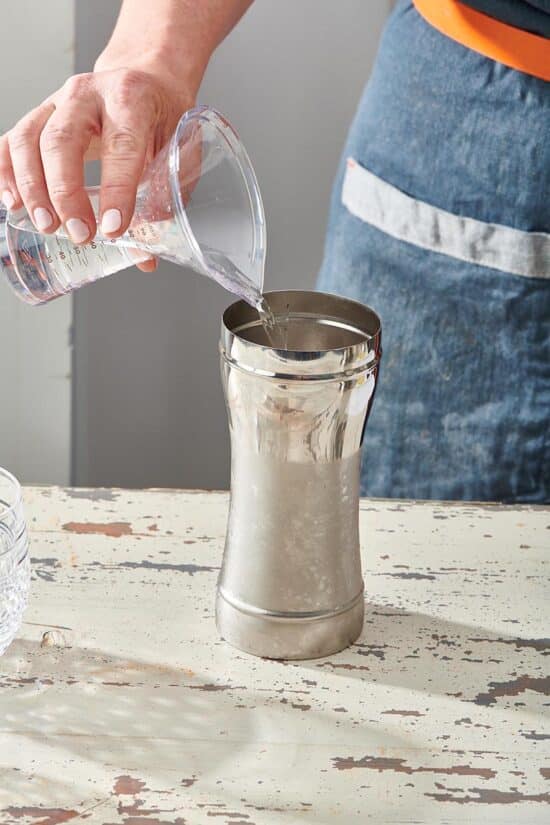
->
xmin=0 ymin=67 xmax=194 ymax=270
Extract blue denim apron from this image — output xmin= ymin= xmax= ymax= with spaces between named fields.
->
xmin=318 ymin=0 xmax=550 ymax=503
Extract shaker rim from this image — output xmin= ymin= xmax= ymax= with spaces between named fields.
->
xmin=223 ymin=289 xmax=381 ymax=354
xmin=221 ymin=289 xmax=381 ymax=381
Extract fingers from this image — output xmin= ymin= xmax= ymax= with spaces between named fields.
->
xmin=137 ymin=257 xmax=158 ymax=273
xmin=5 ymin=76 xmax=100 ymax=242
xmin=40 ymin=83 xmax=99 ymax=242
xmin=6 ymin=103 xmax=60 ymax=232
xmin=3 ymin=69 xmax=163 ymax=247
xmin=127 ymin=246 xmax=158 ymax=272
xmin=0 ymin=133 xmax=18 ymax=210
xmin=98 ymin=121 xmax=149 ymax=238
xmin=98 ymin=71 xmax=155 ymax=238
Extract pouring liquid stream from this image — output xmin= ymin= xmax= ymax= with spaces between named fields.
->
xmin=200 ymin=246 xmax=289 ymax=349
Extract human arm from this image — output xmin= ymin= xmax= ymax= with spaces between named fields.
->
xmin=0 ymin=0 xmax=253 ymax=249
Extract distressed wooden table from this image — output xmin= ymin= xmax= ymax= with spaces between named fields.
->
xmin=0 ymin=488 xmax=548 ymax=824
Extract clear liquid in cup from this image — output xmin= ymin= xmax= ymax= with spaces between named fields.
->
xmin=2 ymin=219 xmax=149 ymax=304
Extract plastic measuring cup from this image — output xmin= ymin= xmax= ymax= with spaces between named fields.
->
xmin=0 ymin=107 xmax=266 ymax=308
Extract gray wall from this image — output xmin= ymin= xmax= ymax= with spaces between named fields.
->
xmin=74 ymin=0 xmax=390 ymax=489
xmin=0 ymin=1 xmax=73 ymax=486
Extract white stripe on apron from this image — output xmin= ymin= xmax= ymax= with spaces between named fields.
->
xmin=342 ymin=158 xmax=550 ymax=279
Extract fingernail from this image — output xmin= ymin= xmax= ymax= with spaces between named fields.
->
xmin=2 ymin=190 xmax=15 ymax=210
xmin=100 ymin=208 xmax=122 ymax=235
xmin=66 ymin=218 xmax=90 ymax=244
xmin=34 ymin=207 xmax=53 ymax=232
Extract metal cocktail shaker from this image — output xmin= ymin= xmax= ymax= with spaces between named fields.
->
xmin=217 ymin=290 xmax=381 ymax=659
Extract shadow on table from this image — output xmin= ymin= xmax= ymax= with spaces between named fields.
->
xmin=290 ymin=601 xmax=550 ymax=718
xmin=1 ymin=638 xmax=252 ymax=767
xmin=0 ymin=637 xmax=419 ymax=825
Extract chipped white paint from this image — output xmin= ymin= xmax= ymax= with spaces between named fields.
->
xmin=0 ymin=487 xmax=548 ymax=824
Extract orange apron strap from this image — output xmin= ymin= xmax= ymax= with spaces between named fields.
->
xmin=414 ymin=0 xmax=550 ymax=82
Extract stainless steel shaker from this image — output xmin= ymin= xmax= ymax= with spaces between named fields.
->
xmin=217 ymin=290 xmax=381 ymax=659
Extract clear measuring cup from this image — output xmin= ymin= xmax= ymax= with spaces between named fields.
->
xmin=0 ymin=107 xmax=266 ymax=308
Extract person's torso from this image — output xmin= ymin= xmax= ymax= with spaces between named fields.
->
xmin=461 ymin=0 xmax=550 ymax=37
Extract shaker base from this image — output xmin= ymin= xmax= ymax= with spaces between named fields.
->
xmin=215 ymin=589 xmax=365 ymax=660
